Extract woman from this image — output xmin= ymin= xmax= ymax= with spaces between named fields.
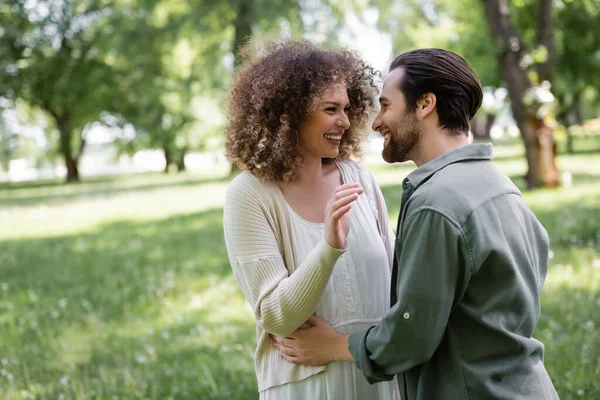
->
xmin=223 ymin=40 xmax=400 ymax=399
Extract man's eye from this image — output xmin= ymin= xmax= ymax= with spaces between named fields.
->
xmin=326 ymin=108 xmax=336 ymax=112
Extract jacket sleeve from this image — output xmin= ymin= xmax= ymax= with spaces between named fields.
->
xmin=223 ymin=174 xmax=345 ymax=337
xmin=348 ymin=208 xmax=471 ymax=383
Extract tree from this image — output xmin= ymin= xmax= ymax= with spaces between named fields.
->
xmin=518 ymin=0 xmax=600 ymax=152
xmin=0 ymin=0 xmax=145 ymax=182
xmin=481 ymin=0 xmax=560 ymax=188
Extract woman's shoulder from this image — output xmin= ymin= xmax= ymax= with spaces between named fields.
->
xmin=336 ymin=159 xmax=375 ymax=184
xmin=226 ymin=171 xmax=277 ymax=205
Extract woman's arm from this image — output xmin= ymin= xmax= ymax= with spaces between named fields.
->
xmin=223 ymin=174 xmax=360 ymax=337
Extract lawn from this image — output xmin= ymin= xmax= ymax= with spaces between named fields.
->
xmin=0 ymin=143 xmax=599 ymax=399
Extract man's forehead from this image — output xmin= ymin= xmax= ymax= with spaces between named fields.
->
xmin=382 ymin=67 xmax=404 ymax=93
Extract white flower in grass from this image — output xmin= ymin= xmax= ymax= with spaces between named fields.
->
xmin=577 ymin=389 xmax=585 ymax=396
xmin=81 ymin=299 xmax=92 ymax=310
xmin=584 ymin=320 xmax=595 ymax=330
xmin=146 ymin=346 xmax=156 ymax=357
xmin=28 ymin=290 xmax=38 ymax=303
xmin=162 ymin=331 xmax=170 ymax=340
xmin=58 ymin=298 xmax=68 ymax=308
xmin=0 ymin=282 xmax=8 ymax=291
xmin=135 ymin=354 xmax=147 ymax=364
xmin=51 ymin=310 xmax=60 ymax=319
xmin=59 ymin=374 xmax=69 ymax=386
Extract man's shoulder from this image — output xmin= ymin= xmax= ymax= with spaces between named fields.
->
xmin=407 ymin=160 xmax=520 ymax=224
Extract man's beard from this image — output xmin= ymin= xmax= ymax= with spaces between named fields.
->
xmin=382 ymin=111 xmax=421 ymax=163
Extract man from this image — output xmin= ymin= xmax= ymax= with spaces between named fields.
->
xmin=272 ymin=49 xmax=558 ymax=399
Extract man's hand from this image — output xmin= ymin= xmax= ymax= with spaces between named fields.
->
xmin=272 ymin=316 xmax=353 ymax=365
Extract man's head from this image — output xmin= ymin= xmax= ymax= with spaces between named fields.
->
xmin=373 ymin=48 xmax=483 ymax=164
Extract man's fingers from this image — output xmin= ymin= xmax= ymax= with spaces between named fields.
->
xmin=280 ymin=352 xmax=300 ymax=364
xmin=271 ymin=335 xmax=293 ymax=347
xmin=306 ymin=316 xmax=325 ymax=326
xmin=274 ymin=341 xmax=299 ymax=357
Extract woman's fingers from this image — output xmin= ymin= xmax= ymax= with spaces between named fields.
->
xmin=330 ymin=186 xmax=363 ymax=203
xmin=331 ymin=203 xmax=352 ymax=221
xmin=330 ymin=192 xmax=360 ymax=213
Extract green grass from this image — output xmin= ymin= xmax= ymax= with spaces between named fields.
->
xmin=1 ymin=145 xmax=599 ymax=399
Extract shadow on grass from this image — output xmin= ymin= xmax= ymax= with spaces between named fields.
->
xmin=1 ymin=207 xmax=230 ymax=323
xmin=57 ymin=308 xmax=258 ymax=399
xmin=0 ymin=172 xmax=233 ymax=208
xmin=1 ymin=205 xmax=264 ymax=398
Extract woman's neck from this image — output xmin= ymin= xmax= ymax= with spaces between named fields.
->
xmin=291 ymin=155 xmax=331 ymax=187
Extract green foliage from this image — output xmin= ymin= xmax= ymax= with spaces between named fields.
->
xmin=374 ymin=0 xmax=600 ymax=125
xmin=0 ymin=144 xmax=599 ymax=399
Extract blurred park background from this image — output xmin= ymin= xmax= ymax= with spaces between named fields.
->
xmin=1 ymin=0 xmax=599 ymax=399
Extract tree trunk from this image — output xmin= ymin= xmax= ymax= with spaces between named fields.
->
xmin=177 ymin=149 xmax=187 ymax=172
xmin=572 ymin=91 xmax=583 ymax=125
xmin=535 ymin=0 xmax=556 ymax=83
xmin=472 ymin=113 xmax=496 ymax=139
xmin=484 ymin=113 xmax=495 ymax=138
xmin=481 ymin=0 xmax=560 ymax=188
xmin=233 ymin=1 xmax=253 ymax=68
xmin=56 ymin=114 xmax=80 ymax=183
xmin=228 ymin=1 xmax=254 ymax=175
xmin=163 ymin=146 xmax=172 ymax=173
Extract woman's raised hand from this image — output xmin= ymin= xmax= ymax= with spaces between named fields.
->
xmin=324 ymin=183 xmax=363 ymax=250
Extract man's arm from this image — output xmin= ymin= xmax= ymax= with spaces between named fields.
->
xmin=348 ymin=208 xmax=471 ymax=383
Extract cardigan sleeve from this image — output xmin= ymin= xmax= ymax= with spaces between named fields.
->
xmin=223 ymin=173 xmax=345 ymax=337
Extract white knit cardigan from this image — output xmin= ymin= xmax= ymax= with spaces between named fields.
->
xmin=222 ymin=160 xmax=393 ymax=392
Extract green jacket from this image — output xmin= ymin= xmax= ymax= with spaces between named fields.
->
xmin=349 ymin=144 xmax=558 ymax=400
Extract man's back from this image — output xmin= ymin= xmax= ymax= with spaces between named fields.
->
xmin=400 ymin=147 xmax=558 ymax=399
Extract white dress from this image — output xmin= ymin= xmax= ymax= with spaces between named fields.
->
xmin=260 ymin=164 xmax=401 ymax=400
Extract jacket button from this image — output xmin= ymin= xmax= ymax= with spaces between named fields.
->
xmin=403 ymin=311 xmax=411 ymax=320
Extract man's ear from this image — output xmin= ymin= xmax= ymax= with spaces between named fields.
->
xmin=416 ymin=93 xmax=436 ymax=119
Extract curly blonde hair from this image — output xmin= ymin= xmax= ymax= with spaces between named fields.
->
xmin=225 ymin=40 xmax=378 ymax=182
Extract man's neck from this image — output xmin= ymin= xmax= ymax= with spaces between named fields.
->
xmin=412 ymin=128 xmax=470 ymax=167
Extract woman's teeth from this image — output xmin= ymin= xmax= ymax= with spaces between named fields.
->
xmin=324 ymin=134 xmax=342 ymax=140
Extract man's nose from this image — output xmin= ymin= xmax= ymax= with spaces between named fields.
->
xmin=372 ymin=111 xmax=382 ymax=132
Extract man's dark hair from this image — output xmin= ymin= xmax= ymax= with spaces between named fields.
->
xmin=389 ymin=48 xmax=483 ymax=136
